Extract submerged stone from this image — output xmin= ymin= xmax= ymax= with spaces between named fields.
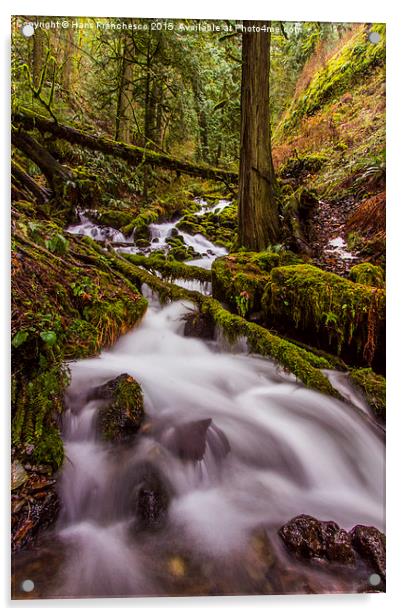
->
xmin=132 ymin=463 xmax=172 ymax=531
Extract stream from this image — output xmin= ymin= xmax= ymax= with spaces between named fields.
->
xmin=12 ymin=200 xmax=385 ymax=598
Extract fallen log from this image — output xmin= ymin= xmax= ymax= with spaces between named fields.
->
xmin=11 ymin=160 xmax=52 ymax=204
xmin=13 ymin=108 xmax=239 ymax=185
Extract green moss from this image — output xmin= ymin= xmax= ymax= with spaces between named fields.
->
xmin=279 ymin=153 xmax=328 ymax=179
xmin=349 ymin=262 xmax=385 ymax=287
xmin=96 ymin=209 xmax=133 ymax=230
xmin=98 ymin=374 xmax=144 ymax=442
xmin=32 ymin=425 xmax=64 ymax=470
xmin=12 ymin=367 xmax=68 ymax=471
xmin=350 ymin=367 xmax=386 ymax=420
xmin=262 ymin=264 xmax=385 ymax=367
xmin=12 ymin=206 xmax=148 ymax=471
xmin=211 ymin=251 xmax=303 ymax=317
xmin=110 ymin=255 xmax=338 ymax=398
xmin=278 ymin=24 xmax=386 ymax=135
xmin=124 ymin=254 xmax=211 ymax=283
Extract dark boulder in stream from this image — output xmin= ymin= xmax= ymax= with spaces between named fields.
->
xmin=89 ymin=373 xmax=145 ymax=443
xmin=161 ymin=418 xmax=230 ymax=463
xmin=279 ymin=515 xmax=386 ymax=583
xmin=279 ymin=515 xmax=355 ymax=564
xmin=350 ymin=524 xmax=386 ymax=579
xmin=183 ymin=311 xmax=215 ymax=340
xmin=132 ymin=463 xmax=172 ymax=531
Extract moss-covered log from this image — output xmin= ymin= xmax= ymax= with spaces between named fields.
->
xmin=262 ymin=264 xmax=385 ymax=370
xmin=13 ymin=108 xmax=238 ymax=184
xmin=12 ymin=128 xmax=72 ymax=192
xmin=76 ymin=244 xmax=340 ymax=399
xmin=211 ymin=251 xmax=303 ymax=317
xmin=123 ymin=254 xmax=211 ymax=283
xmin=11 ymin=160 xmax=51 ymax=204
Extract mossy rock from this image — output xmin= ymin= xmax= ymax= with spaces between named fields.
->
xmin=262 ymin=264 xmax=385 ymax=370
xmin=211 ymin=251 xmax=303 ymax=317
xmin=96 ymin=209 xmax=133 ymax=230
xmin=279 ymin=154 xmax=328 ymax=179
xmin=93 ymin=374 xmax=145 ymax=443
xmin=350 ymin=368 xmax=386 ymax=421
xmin=349 ymin=262 xmax=385 ymax=287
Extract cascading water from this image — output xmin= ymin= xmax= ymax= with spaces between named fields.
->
xmin=67 ymin=200 xmax=230 ymax=266
xmin=13 ymin=200 xmax=384 ymax=598
xmin=12 ymin=284 xmax=385 ymax=598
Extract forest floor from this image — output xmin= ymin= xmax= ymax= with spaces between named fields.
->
xmin=310 ymin=196 xmax=359 ymax=276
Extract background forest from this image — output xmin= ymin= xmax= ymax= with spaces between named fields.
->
xmin=11 ymin=17 xmax=386 ymax=599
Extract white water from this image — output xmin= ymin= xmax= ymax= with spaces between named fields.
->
xmin=67 ymin=209 xmax=132 ymax=244
xmin=67 ymin=200 xmax=230 ymax=268
xmin=326 ymin=236 xmax=357 ymax=261
xmin=49 ymin=287 xmax=384 ymax=597
xmin=19 ymin=199 xmax=384 ymax=597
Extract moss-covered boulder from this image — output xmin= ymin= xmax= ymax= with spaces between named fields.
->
xmin=349 ymin=262 xmax=385 ymax=288
xmin=262 ymin=264 xmax=385 ymax=370
xmin=350 ymin=368 xmax=386 ymax=421
xmin=92 ymin=374 xmax=145 ymax=443
xmin=211 ymin=251 xmax=303 ymax=317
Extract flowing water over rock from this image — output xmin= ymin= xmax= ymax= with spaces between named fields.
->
xmin=13 ymin=201 xmax=384 ymax=598
xmin=67 ymin=200 xmax=230 ymax=268
xmin=12 ymin=286 xmax=385 ymax=598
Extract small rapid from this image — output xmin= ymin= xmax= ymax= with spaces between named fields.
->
xmin=13 ymin=199 xmax=384 ymax=598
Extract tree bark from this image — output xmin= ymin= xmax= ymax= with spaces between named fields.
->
xmin=115 ymin=34 xmax=134 ymax=143
xmin=11 ymin=160 xmax=51 ymax=203
xmin=32 ymin=25 xmax=46 ymax=90
xmin=11 ymin=128 xmax=72 ymax=191
xmin=238 ymin=21 xmax=279 ymax=250
xmin=13 ymin=108 xmax=238 ymax=184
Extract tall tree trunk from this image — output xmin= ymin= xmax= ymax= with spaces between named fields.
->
xmin=115 ymin=35 xmax=134 ymax=144
xmin=32 ymin=25 xmax=45 ymax=90
xmin=191 ymin=76 xmax=210 ymax=163
xmin=238 ymin=21 xmax=279 ymax=251
xmin=62 ymin=29 xmax=74 ymax=96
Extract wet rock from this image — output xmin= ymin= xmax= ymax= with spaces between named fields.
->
xmin=90 ymin=374 xmax=145 ymax=443
xmin=11 ymin=460 xmax=29 ymax=490
xmin=162 ymin=419 xmax=230 ymax=462
xmin=183 ymin=312 xmax=215 ymax=340
xmin=351 ymin=524 xmax=386 ymax=579
xmin=163 ymin=419 xmax=212 ymax=461
xmin=133 ymin=463 xmax=171 ymax=531
xmin=12 ymin=486 xmax=60 ymax=552
xmin=279 ymin=515 xmax=355 ymax=565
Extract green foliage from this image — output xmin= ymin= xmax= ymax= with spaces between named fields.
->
xmin=350 ymin=367 xmax=386 ymax=420
xmin=278 ymin=24 xmax=386 ymax=135
xmin=349 ymin=262 xmax=385 ymax=287
xmin=262 ymin=264 xmax=385 ymax=365
xmin=45 ymin=232 xmax=69 ymax=255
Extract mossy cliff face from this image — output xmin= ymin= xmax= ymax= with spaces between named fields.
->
xmin=262 ymin=264 xmax=385 ymax=370
xmin=211 ymin=251 xmax=303 ymax=318
xmin=277 ymin=24 xmax=386 ymax=137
